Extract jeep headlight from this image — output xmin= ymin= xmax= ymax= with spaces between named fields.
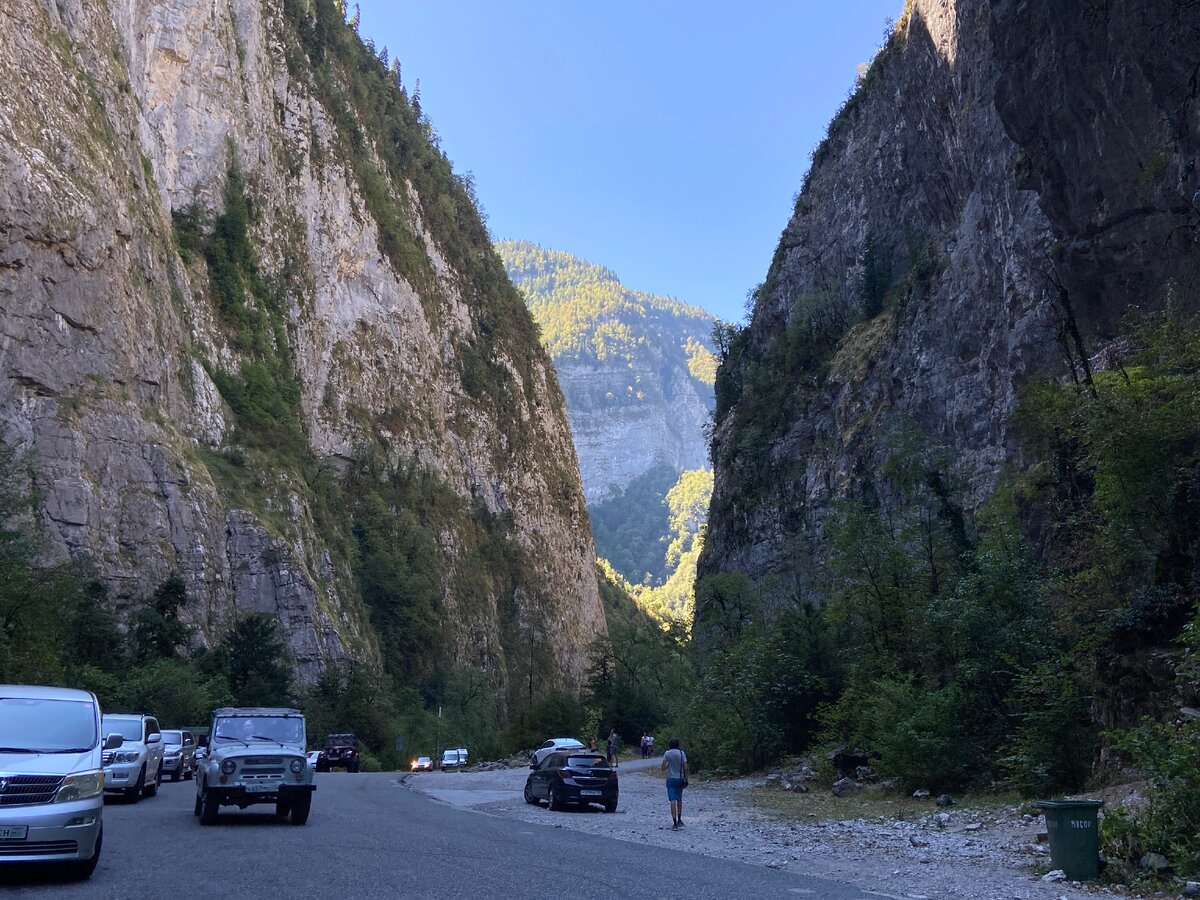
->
xmin=290 ymin=758 xmax=304 ymax=773
xmin=54 ymin=771 xmax=104 ymax=803
xmin=221 ymin=759 xmax=237 ymax=775
xmin=111 ymin=750 xmax=140 ymax=764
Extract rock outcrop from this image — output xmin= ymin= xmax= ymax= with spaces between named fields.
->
xmin=699 ymin=0 xmax=1200 ymax=628
xmin=498 ymin=240 xmax=715 ymax=503
xmin=0 ymin=0 xmax=605 ymax=692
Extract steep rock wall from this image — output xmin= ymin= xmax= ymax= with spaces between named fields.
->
xmin=0 ymin=0 xmax=605 ymax=690
xmin=699 ymin=0 xmax=1200 ymax=629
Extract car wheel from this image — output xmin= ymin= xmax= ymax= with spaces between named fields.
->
xmin=604 ymin=800 xmax=618 ymax=813
xmin=548 ymin=784 xmax=563 ymax=811
xmin=193 ymin=791 xmax=202 ymax=817
xmin=523 ymin=781 xmax=539 ymax=805
xmin=288 ymin=794 xmax=311 ymax=825
xmin=349 ymin=760 xmax=360 ymax=773
xmin=184 ymin=766 xmax=193 ymax=781
xmin=69 ymin=825 xmax=102 ymax=880
xmin=199 ymin=791 xmax=220 ymax=825
xmin=171 ymin=768 xmax=180 ymax=782
xmin=124 ymin=766 xmax=144 ymax=803
xmin=144 ymin=763 xmax=162 ymax=797
xmin=275 ymin=800 xmax=291 ymax=817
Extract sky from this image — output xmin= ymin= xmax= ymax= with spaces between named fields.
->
xmin=356 ymin=1 xmax=902 ymax=323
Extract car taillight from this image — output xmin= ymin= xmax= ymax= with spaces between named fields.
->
xmin=560 ymin=769 xmax=577 ymax=780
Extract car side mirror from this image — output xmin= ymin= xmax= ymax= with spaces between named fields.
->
xmin=104 ymin=733 xmax=124 ymax=751
xmin=146 ymin=733 xmax=162 ymax=744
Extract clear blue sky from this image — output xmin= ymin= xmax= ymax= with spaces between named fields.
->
xmin=356 ymin=1 xmax=902 ymax=322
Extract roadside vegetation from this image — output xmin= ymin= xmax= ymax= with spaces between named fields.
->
xmin=694 ymin=300 xmax=1200 ymax=880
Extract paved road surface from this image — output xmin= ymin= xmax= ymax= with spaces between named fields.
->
xmin=1 ymin=772 xmax=878 ymax=899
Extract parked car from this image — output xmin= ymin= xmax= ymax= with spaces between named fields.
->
xmin=194 ymin=707 xmax=314 ymax=825
xmin=160 ymin=730 xmax=197 ymax=781
xmin=0 ymin=685 xmax=118 ymax=880
xmin=410 ymin=756 xmax=433 ymax=772
xmin=100 ymin=713 xmax=164 ymax=802
xmin=440 ymin=748 xmax=469 ymax=770
xmin=315 ymin=734 xmax=360 ymax=773
xmin=531 ymin=737 xmax=585 ymax=766
xmin=524 ymin=751 xmax=618 ymax=813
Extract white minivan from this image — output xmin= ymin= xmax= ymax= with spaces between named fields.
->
xmin=0 ymin=684 xmax=122 ymax=880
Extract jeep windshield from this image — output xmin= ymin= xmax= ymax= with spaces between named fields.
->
xmin=213 ymin=715 xmax=305 ymax=747
xmin=101 ymin=716 xmax=144 ymax=742
xmin=1 ymin=696 xmax=97 ymax=753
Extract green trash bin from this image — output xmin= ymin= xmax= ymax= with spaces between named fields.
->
xmin=1036 ymin=799 xmax=1104 ymax=880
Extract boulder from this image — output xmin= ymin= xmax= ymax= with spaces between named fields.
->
xmin=1139 ymin=852 xmax=1170 ymax=873
xmin=912 ymin=789 xmax=931 ymax=799
xmin=832 ymin=777 xmax=862 ymax=797
xmin=935 ymin=794 xmax=955 ymax=807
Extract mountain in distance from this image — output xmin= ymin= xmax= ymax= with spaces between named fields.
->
xmin=496 ymin=240 xmax=716 ymax=588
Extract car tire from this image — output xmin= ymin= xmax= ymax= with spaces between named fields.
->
xmin=523 ymin=782 xmax=539 ymax=805
xmin=170 ymin=768 xmax=180 ymax=782
xmin=193 ymin=792 xmax=202 ymax=817
xmin=275 ymin=800 xmax=291 ymax=817
xmin=349 ymin=760 xmax=360 ymax=773
xmin=144 ymin=763 xmax=161 ymax=798
xmin=288 ymin=794 xmax=311 ymax=825
xmin=199 ymin=791 xmax=219 ymax=825
xmin=125 ymin=766 xmax=144 ymax=804
xmin=548 ymin=784 xmax=563 ymax=812
xmin=604 ymin=800 xmax=618 ymax=813
xmin=184 ymin=765 xmax=193 ymax=781
xmin=69 ymin=825 xmax=102 ymax=880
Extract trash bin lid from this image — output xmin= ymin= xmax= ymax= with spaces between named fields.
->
xmin=1035 ymin=799 xmax=1104 ymax=809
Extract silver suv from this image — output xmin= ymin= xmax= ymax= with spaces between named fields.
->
xmin=160 ymin=730 xmax=196 ymax=781
xmin=0 ymin=685 xmax=121 ymax=880
xmin=100 ymin=714 xmax=165 ymax=802
xmin=195 ymin=708 xmax=314 ymax=825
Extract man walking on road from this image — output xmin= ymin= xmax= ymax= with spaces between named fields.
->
xmin=661 ymin=737 xmax=688 ymax=829
xmin=607 ymin=729 xmax=620 ymax=767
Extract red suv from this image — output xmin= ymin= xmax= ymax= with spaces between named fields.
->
xmin=315 ymin=734 xmax=360 ymax=772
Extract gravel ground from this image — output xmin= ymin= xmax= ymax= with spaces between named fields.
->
xmin=404 ymin=759 xmax=1141 ymax=900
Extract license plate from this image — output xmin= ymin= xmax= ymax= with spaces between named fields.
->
xmin=580 ymin=790 xmax=601 ymax=797
xmin=245 ymin=784 xmax=274 ymax=793
xmin=0 ymin=826 xmax=28 ymax=840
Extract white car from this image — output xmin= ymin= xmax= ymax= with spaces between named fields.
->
xmin=440 ymin=748 xmax=469 ymax=769
xmin=100 ymin=713 xmax=165 ymax=802
xmin=0 ymin=685 xmax=119 ymax=880
xmin=531 ymin=738 xmax=586 ymax=766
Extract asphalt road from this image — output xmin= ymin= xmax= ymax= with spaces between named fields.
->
xmin=0 ymin=772 xmax=878 ymax=899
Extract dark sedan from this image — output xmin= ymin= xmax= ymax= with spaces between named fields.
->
xmin=524 ymin=751 xmax=618 ymax=812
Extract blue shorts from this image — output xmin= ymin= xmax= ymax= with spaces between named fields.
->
xmin=666 ymin=777 xmax=684 ymax=801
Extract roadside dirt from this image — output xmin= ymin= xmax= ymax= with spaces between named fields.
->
xmin=402 ymin=758 xmax=1147 ymax=900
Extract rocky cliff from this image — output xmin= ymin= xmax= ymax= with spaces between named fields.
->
xmin=699 ymin=0 xmax=1200 ymax=624
xmin=497 ymin=241 xmax=716 ymax=504
xmin=0 ymin=0 xmax=605 ymax=696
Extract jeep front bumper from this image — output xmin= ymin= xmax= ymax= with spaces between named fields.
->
xmin=207 ymin=783 xmax=315 ymax=806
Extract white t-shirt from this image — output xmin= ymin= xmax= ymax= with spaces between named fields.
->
xmin=664 ymin=747 xmax=687 ymax=780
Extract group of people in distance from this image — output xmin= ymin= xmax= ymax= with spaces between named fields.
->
xmin=638 ymin=731 xmax=656 ymax=758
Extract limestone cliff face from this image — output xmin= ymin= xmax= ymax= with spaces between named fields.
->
xmin=497 ymin=241 xmax=716 ymax=504
xmin=699 ymin=0 xmax=1200 ymax=625
xmin=0 ymin=0 xmax=605 ymax=690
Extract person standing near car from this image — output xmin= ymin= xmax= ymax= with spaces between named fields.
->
xmin=607 ymin=729 xmax=619 ymax=768
xmin=660 ymin=737 xmax=688 ymax=829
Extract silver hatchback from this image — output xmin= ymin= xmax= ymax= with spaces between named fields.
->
xmin=0 ymin=685 xmax=121 ymax=880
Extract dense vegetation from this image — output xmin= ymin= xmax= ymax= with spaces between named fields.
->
xmin=589 ymin=462 xmax=677 ymax=584
xmin=694 ymin=302 xmax=1200 ymax=876
xmin=497 ymin=241 xmax=718 ymax=379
